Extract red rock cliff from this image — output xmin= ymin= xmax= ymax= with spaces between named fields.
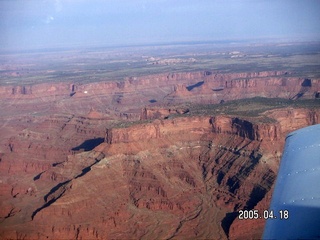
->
xmin=1 ymin=107 xmax=320 ymax=239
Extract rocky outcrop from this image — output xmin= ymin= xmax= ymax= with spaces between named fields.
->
xmin=211 ymin=116 xmax=280 ymax=141
xmin=1 ymin=107 xmax=320 ymax=239
xmin=1 ymin=71 xmax=318 ymax=125
xmin=140 ymin=107 xmax=190 ymax=120
xmin=0 ymin=115 xmax=107 ymax=173
xmin=107 ymin=110 xmax=314 ymax=146
xmin=106 ymin=117 xmax=211 ymax=144
xmin=1 ymin=71 xmax=319 ymax=104
xmin=267 ymin=108 xmax=319 ymax=133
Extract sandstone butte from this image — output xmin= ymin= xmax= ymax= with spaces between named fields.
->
xmin=0 ymin=70 xmax=319 ymax=239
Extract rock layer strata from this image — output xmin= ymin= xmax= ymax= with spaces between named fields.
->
xmin=0 ymin=71 xmax=319 ymax=239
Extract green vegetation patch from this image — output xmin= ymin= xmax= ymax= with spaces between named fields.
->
xmin=188 ymin=97 xmax=320 ymax=120
xmin=160 ymin=97 xmax=320 ymax=123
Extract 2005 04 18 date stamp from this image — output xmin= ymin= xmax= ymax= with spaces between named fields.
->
xmin=238 ymin=209 xmax=289 ymax=220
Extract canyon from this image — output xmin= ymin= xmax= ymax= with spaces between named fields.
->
xmin=0 ymin=68 xmax=320 ymax=239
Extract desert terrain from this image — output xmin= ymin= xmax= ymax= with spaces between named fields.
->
xmin=0 ymin=42 xmax=320 ymax=239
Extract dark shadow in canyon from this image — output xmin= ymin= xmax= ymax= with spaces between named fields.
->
xmin=33 ymin=171 xmax=45 ymax=181
xmin=32 ymin=153 xmax=104 ymax=220
xmin=221 ymin=151 xmax=267 ymax=237
xmin=221 ymin=212 xmax=238 ymax=238
xmin=44 ymin=180 xmax=71 ymax=202
xmin=71 ymin=138 xmax=104 ymax=152
xmin=226 ymin=152 xmax=261 ymax=194
xmin=246 ymin=186 xmax=268 ymax=209
xmin=75 ymin=158 xmax=101 ymax=179
xmin=31 ymin=180 xmax=71 ymax=220
xmin=301 ymin=78 xmax=312 ymax=87
xmin=291 ymin=78 xmax=312 ymax=100
xmin=186 ymin=81 xmax=204 ymax=91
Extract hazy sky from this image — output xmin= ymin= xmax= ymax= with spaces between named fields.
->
xmin=1 ymin=0 xmax=320 ymax=50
